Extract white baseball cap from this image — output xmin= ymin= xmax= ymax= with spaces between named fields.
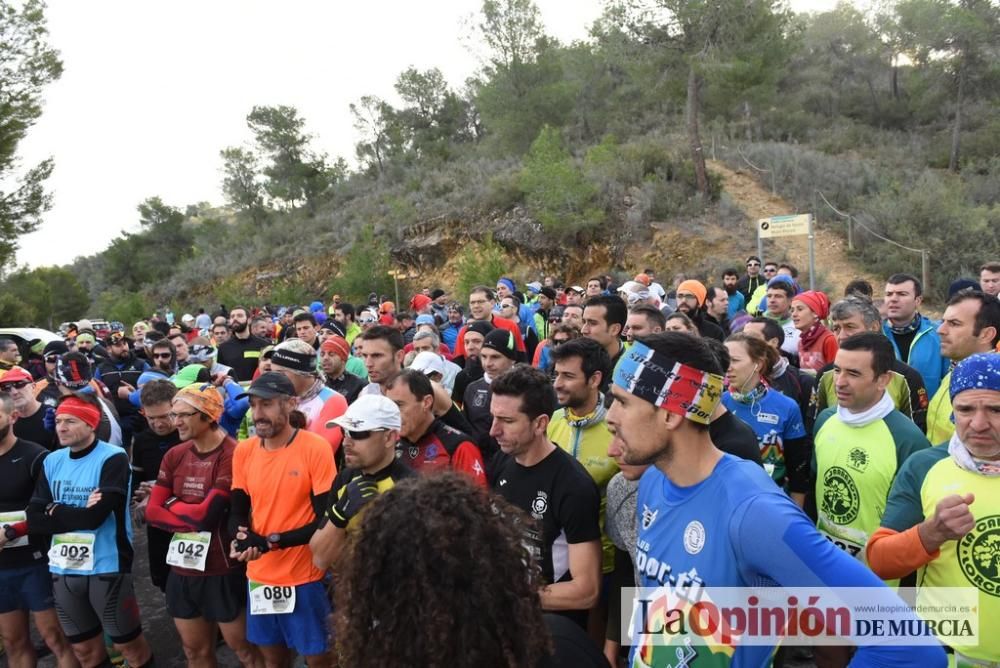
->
xmin=410 ymin=351 xmax=445 ymax=378
xmin=326 ymin=394 xmax=401 ymax=431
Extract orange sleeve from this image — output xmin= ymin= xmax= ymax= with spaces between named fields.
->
xmin=231 ymin=440 xmax=249 ymax=491
xmin=308 ymin=434 xmax=336 ymax=493
xmin=866 ymin=525 xmax=940 ymax=580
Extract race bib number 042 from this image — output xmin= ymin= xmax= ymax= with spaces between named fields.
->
xmin=165 ymin=531 xmax=211 ymax=571
xmin=49 ymin=533 xmax=95 ymax=571
xmin=249 ymin=581 xmax=296 ymax=615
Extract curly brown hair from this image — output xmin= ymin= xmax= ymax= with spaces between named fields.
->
xmin=334 ymin=472 xmax=552 ymax=668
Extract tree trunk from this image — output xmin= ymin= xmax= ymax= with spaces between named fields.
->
xmin=686 ymin=65 xmax=709 ymax=197
xmin=948 ymin=56 xmax=965 ymax=173
xmin=891 ymin=62 xmax=899 ymax=100
xmin=743 ymin=100 xmax=752 ymax=142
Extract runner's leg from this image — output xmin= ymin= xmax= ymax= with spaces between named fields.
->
xmin=0 ymin=610 xmax=36 ymax=668
xmin=218 ymin=612 xmax=263 ymax=668
xmin=33 ymin=608 xmax=82 ymax=668
xmin=174 ymin=616 xmax=219 ymax=668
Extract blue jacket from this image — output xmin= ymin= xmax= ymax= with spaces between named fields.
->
xmin=882 ymin=316 xmax=950 ymax=399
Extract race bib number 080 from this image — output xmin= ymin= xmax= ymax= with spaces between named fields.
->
xmin=0 ymin=511 xmax=28 ymax=548
xmin=249 ymin=581 xmax=296 ymax=615
xmin=49 ymin=533 xmax=95 ymax=571
xmin=165 ymin=531 xmax=211 ymax=571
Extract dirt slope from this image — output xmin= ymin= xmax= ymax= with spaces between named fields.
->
xmin=705 ymin=160 xmax=882 ymax=294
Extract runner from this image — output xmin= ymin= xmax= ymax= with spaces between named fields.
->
xmin=672 ymin=280 xmax=724 ymax=341
xmin=463 ymin=328 xmax=518 ymax=466
xmin=791 ymin=290 xmax=838 ymax=372
xmin=26 ymin=395 xmax=154 ymax=668
xmin=0 ymin=366 xmax=56 ymax=450
xmin=813 ymin=333 xmax=931 ymax=569
xmin=980 ymin=261 xmax=1000 ymax=298
xmin=130 ymin=380 xmax=182 ymax=593
xmin=882 ymin=273 xmax=950 ymax=398
xmin=451 ymin=320 xmax=493 ymax=404
xmin=490 ymin=365 xmax=601 ymax=628
xmin=925 ymin=289 xmax=1000 ymax=444
xmin=229 ymin=372 xmax=335 ymax=668
xmin=0 ymin=393 xmax=78 ymax=668
xmin=217 ymin=306 xmax=270 ymax=382
xmin=741 ymin=317 xmax=816 ymax=428
xmin=623 ymin=305 xmax=665 ymax=345
xmin=736 ymin=255 xmax=764 ymax=303
xmin=762 ymin=276 xmax=801 ymax=359
xmin=604 ymin=332 xmax=945 ymax=666
xmin=357 ymin=326 xmax=405 ymax=396
xmin=385 ymin=368 xmax=486 ymax=485
xmin=581 ymin=295 xmax=627 ymax=392
xmin=450 ymin=286 xmax=526 ymax=363
xmin=145 ymin=385 xmax=261 ymax=668
xmin=310 ymin=395 xmax=414 ymax=569
xmin=807 ymin=298 xmax=928 ymax=433
xmin=723 ymin=332 xmax=811 ymax=505
xmin=868 ymin=352 xmax=1000 ymax=665
xmin=268 ymin=339 xmax=347 ymax=453
xmin=318 ymin=335 xmax=365 ymax=404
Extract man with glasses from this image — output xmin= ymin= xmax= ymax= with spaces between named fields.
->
xmin=673 ymin=279 xmax=725 ymax=341
xmin=747 ymin=262 xmax=781 ymax=315
xmin=2 ymin=366 xmax=57 ymax=451
xmin=736 ymin=256 xmax=764 ymax=303
xmin=34 ymin=341 xmax=69 ymax=411
xmin=131 ymin=380 xmax=182 ymax=593
xmin=230 ymin=372 xmax=335 ymax=667
xmin=310 ymin=394 xmax=413 ymax=570
xmin=450 ymin=286 xmax=525 ymax=365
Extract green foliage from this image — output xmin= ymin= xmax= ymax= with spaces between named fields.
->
xmin=0 ymin=266 xmax=89 ymax=328
xmin=329 ymin=225 xmax=394 ymax=304
xmin=519 ymin=126 xmax=603 ymax=234
xmin=0 ymin=0 xmax=62 ymax=269
xmin=93 ymin=289 xmax=153 ymax=330
xmin=455 ymin=234 xmax=508 ymax=302
xmin=101 ymin=197 xmax=194 ymax=289
xmin=220 ymin=146 xmax=264 ymax=217
xmin=247 ymin=105 xmax=333 ymax=212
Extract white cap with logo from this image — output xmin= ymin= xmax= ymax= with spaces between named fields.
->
xmin=409 ymin=351 xmax=446 ymax=378
xmin=326 ymin=394 xmax=401 ymax=431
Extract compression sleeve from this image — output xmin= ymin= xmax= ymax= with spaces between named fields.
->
xmin=274 ymin=490 xmax=329 ymax=548
xmin=784 ymin=436 xmax=812 ymax=493
xmin=731 ymin=494 xmax=947 ymax=667
xmin=30 ymin=492 xmax=124 ymax=533
xmin=866 ymin=526 xmax=939 ymax=580
xmin=228 ymin=488 xmax=251 ymax=537
xmin=145 ymin=484 xmax=198 ymax=533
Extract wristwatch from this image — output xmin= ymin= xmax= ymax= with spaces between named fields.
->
xmin=267 ymin=533 xmax=281 ymax=546
xmin=3 ymin=525 xmax=17 ymax=541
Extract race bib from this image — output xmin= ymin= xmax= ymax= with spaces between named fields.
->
xmin=817 ymin=527 xmax=865 ymax=560
xmin=249 ymin=581 xmax=296 ymax=615
xmin=49 ymin=533 xmax=96 ymax=571
xmin=0 ymin=511 xmax=28 ymax=548
xmin=165 ymin=531 xmax=211 ymax=571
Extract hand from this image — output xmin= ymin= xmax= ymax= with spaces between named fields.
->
xmin=132 ymin=497 xmax=148 ymax=526
xmin=919 ymin=493 xmax=975 ymax=553
xmin=329 ymin=476 xmax=379 ymax=529
xmin=132 ymin=481 xmax=154 ymax=504
xmin=212 ymin=372 xmax=229 ymax=386
xmin=42 ymin=406 xmax=55 ymax=432
xmin=231 ymin=525 xmax=268 ymax=560
xmin=86 ymin=490 xmax=102 ymax=508
xmin=117 ymin=383 xmax=134 ymax=399
xmin=0 ymin=527 xmax=9 ymax=551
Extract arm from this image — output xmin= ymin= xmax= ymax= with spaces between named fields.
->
xmin=309 ymin=517 xmax=348 ymax=571
xmin=145 ymin=484 xmax=198 ymax=533
xmin=539 ymin=540 xmax=601 ymax=611
xmin=146 ymin=485 xmax=231 ymax=533
xmin=866 ymin=526 xmax=939 ymax=580
xmin=269 ymin=490 xmax=330 ymax=548
xmin=733 ymin=493 xmax=947 ymax=667
xmin=28 ymin=452 xmax=129 ymax=533
xmin=783 ymin=435 xmax=811 ymax=506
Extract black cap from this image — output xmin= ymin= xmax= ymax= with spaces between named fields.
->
xmin=466 ymin=320 xmax=495 ymax=338
xmin=482 ymin=328 xmax=517 ymax=360
xmin=236 ymin=371 xmax=296 ymax=400
xmin=430 ymin=289 xmax=446 ymax=300
xmin=43 ymin=340 xmax=69 ymax=356
xmin=539 ymin=287 xmax=557 ymax=300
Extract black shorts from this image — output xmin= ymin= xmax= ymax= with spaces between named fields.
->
xmin=166 ymin=570 xmax=246 ymax=623
xmin=52 ymin=573 xmax=143 ymax=645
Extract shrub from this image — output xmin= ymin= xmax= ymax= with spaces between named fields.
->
xmin=454 ymin=233 xmax=508 ymax=303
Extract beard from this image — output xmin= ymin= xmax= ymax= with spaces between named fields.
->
xmin=725 ymin=284 xmax=738 ymax=295
xmin=229 ymin=320 xmax=248 ymax=334
xmin=0 ymin=424 xmax=9 ymax=441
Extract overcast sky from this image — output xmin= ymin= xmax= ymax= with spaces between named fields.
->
xmin=17 ymin=0 xmax=839 ymax=269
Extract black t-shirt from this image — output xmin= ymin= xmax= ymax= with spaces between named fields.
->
xmin=131 ymin=428 xmax=182 ymax=489
xmin=13 ymin=403 xmax=56 ymax=451
xmin=452 ymin=359 xmax=484 ymax=404
xmin=0 ymin=438 xmax=49 ymax=568
xmin=326 ymin=372 xmax=366 ymax=405
xmin=890 ymin=329 xmax=917 ymax=364
xmin=709 ymin=411 xmax=764 ymax=466
xmin=492 ymin=446 xmax=601 ymax=588
xmin=217 ymin=334 xmax=270 ymax=382
xmin=462 ymin=378 xmax=494 ymax=449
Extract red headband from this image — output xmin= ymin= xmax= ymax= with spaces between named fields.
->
xmin=56 ymin=397 xmax=101 ymax=430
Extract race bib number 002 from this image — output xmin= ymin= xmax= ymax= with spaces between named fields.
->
xmin=249 ymin=581 xmax=296 ymax=615
xmin=49 ymin=533 xmax=95 ymax=571
xmin=0 ymin=511 xmax=28 ymax=548
xmin=165 ymin=531 xmax=211 ymax=571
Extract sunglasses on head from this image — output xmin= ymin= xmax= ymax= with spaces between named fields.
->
xmin=0 ymin=380 xmax=31 ymax=391
xmin=346 ymin=428 xmax=386 ymax=440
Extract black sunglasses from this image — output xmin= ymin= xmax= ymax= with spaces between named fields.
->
xmin=0 ymin=380 xmax=31 ymax=391
xmin=153 ymin=352 xmax=173 ymax=359
xmin=346 ymin=428 xmax=386 ymax=440
xmin=45 ymin=355 xmax=60 ymax=363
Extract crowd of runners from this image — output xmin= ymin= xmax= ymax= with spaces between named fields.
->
xmin=0 ymin=259 xmax=999 ymax=668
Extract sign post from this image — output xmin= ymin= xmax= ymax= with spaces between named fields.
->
xmin=756 ymin=214 xmax=816 ymax=290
